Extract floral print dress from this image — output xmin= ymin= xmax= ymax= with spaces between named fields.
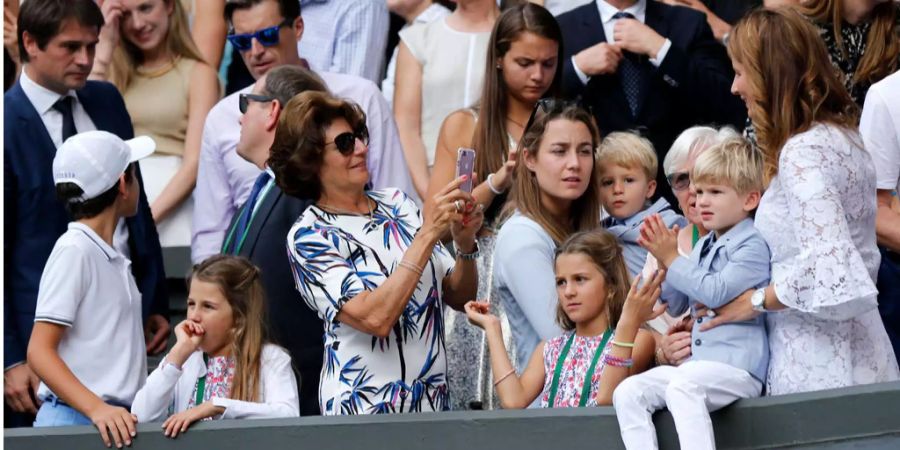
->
xmin=540 ymin=331 xmax=615 ymax=408
xmin=287 ymin=188 xmax=456 ymax=415
xmin=187 ymin=355 xmax=236 ymax=420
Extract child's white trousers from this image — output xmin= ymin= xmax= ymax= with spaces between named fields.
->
xmin=612 ymin=360 xmax=762 ymax=450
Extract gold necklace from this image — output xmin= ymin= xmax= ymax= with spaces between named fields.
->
xmin=506 ymin=116 xmax=526 ymax=129
xmin=137 ymin=55 xmax=181 ymax=79
xmin=317 ymin=197 xmax=374 ymax=219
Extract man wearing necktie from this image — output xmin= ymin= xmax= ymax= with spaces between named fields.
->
xmin=557 ymin=0 xmax=746 ymax=206
xmin=3 ymin=0 xmax=168 ymax=427
xmin=222 ymin=65 xmax=327 ymax=416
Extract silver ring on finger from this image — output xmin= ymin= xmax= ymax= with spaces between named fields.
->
xmin=455 ymin=200 xmax=463 ymax=213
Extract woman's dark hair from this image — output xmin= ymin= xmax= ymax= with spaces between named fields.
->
xmin=55 ymin=164 xmax=135 ymax=220
xmin=473 ymin=3 xmax=562 ymax=181
xmin=268 ymin=91 xmax=367 ymax=200
xmin=224 ymin=0 xmax=300 ymax=25
xmin=17 ymin=0 xmax=104 ymax=63
xmin=504 ymin=104 xmax=601 ymax=244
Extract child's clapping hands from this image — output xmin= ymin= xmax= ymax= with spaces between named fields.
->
xmin=638 ymin=214 xmax=680 ymax=267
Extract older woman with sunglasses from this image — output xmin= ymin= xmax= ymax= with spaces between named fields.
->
xmin=642 ymin=126 xmax=739 ymax=366
xmin=270 ymin=91 xmax=482 ymax=415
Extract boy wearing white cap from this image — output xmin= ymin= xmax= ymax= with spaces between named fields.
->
xmin=27 ymin=131 xmax=155 ymax=447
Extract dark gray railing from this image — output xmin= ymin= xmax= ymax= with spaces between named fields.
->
xmin=6 ymin=381 xmax=900 ymax=449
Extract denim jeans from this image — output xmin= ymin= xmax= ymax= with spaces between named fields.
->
xmin=33 ymin=397 xmax=92 ymax=427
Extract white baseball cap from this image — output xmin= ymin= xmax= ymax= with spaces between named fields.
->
xmin=53 ymin=131 xmax=156 ymax=201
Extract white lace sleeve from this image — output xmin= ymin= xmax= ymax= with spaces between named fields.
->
xmin=772 ymin=133 xmax=878 ymax=321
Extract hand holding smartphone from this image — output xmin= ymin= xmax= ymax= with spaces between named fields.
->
xmin=456 ymin=147 xmax=476 ymax=193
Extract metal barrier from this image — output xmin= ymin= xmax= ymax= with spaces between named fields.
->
xmin=6 ymin=381 xmax=900 ymax=450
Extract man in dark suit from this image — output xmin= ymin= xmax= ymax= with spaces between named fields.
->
xmin=223 ymin=65 xmax=327 ymax=416
xmin=557 ymin=0 xmax=747 ymax=203
xmin=3 ymin=0 xmax=168 ymax=426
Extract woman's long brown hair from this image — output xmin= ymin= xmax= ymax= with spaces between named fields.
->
xmin=505 ymin=105 xmax=601 ymax=244
xmin=189 ymin=255 xmax=267 ymax=403
xmin=472 ymin=3 xmax=562 ymax=179
xmin=728 ymin=7 xmax=858 ymax=184
xmin=798 ymin=0 xmax=899 ymax=87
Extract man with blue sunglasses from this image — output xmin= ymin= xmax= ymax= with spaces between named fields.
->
xmin=192 ymin=0 xmax=417 ymax=264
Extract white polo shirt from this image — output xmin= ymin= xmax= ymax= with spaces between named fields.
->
xmin=860 ymin=71 xmax=900 ymax=193
xmin=34 ymin=223 xmax=147 ymax=406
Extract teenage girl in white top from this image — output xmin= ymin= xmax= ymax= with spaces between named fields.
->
xmin=131 ymin=255 xmax=299 ymax=436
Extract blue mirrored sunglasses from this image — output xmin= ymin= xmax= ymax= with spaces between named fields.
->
xmin=227 ymin=19 xmax=292 ymax=52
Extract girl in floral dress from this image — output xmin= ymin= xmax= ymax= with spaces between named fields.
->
xmin=465 ymin=230 xmax=664 ymax=408
xmin=131 ymin=255 xmax=299 ymax=435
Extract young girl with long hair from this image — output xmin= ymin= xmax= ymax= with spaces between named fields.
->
xmin=131 ymin=255 xmax=299 ymax=435
xmin=423 ymin=2 xmax=562 ymax=410
xmin=466 ymin=230 xmax=662 ymax=408
xmin=91 ymin=0 xmax=220 ymax=248
xmin=426 ymin=2 xmax=562 ymax=225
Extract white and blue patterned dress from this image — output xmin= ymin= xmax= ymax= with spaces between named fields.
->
xmin=287 ymin=188 xmax=455 ymax=415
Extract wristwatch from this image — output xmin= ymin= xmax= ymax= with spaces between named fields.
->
xmin=750 ymin=287 xmax=767 ymax=313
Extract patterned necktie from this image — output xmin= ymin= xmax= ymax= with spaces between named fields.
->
xmin=52 ymin=96 xmax=77 ymax=142
xmin=229 ymin=172 xmax=272 ymax=254
xmin=612 ymin=12 xmax=643 ymax=118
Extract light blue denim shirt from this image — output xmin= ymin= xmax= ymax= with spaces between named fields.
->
xmin=603 ymin=198 xmax=687 ymax=277
xmin=662 ymin=217 xmax=771 ymax=381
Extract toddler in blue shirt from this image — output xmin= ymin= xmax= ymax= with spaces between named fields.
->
xmin=597 ymin=132 xmax=686 ymax=277
xmin=613 ymin=137 xmax=771 ymax=450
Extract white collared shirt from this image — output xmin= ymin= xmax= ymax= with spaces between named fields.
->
xmin=571 ymin=0 xmax=673 ymax=84
xmin=18 ymin=68 xmax=97 ymax=149
xmin=34 ymin=223 xmax=147 ymax=406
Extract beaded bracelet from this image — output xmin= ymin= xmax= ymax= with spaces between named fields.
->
xmin=398 ymin=260 xmax=424 ymax=276
xmin=603 ymin=354 xmax=634 ymax=368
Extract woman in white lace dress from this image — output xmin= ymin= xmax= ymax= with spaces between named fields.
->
xmin=699 ymin=8 xmax=899 ymax=395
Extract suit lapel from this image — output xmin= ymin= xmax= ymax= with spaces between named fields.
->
xmin=240 ymin=186 xmax=282 ymax=257
xmin=581 ymin=4 xmax=608 ymax=46
xmin=76 ymin=87 xmax=113 ymax=133
xmin=10 ymin=84 xmax=58 ymax=157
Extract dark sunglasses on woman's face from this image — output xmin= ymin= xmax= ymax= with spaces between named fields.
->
xmin=227 ymin=19 xmax=292 ymax=52
xmin=238 ymin=93 xmax=275 ymax=114
xmin=666 ymin=171 xmax=691 ymax=191
xmin=329 ymin=127 xmax=370 ymax=156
